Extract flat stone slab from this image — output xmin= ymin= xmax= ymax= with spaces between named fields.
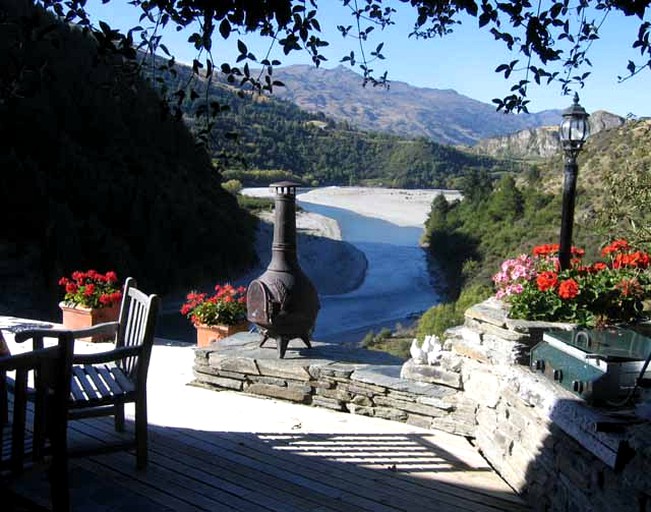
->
xmin=465 ymin=298 xmax=577 ymax=332
xmin=196 ymin=333 xmax=465 ymax=408
xmin=197 ymin=331 xmax=404 ymax=367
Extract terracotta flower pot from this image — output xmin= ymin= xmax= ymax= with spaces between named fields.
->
xmin=59 ymin=302 xmax=120 ymax=342
xmin=195 ymin=321 xmax=249 ymax=348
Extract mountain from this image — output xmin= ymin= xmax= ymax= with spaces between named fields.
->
xmin=154 ymin=60 xmax=507 ymax=189
xmin=270 ymin=65 xmax=562 ymax=146
xmin=470 ymin=111 xmax=626 ymax=160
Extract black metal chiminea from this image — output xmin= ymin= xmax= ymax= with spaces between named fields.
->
xmin=247 ymin=182 xmax=320 ymax=358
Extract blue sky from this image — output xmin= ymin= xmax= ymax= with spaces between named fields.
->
xmin=86 ymin=2 xmax=649 ymax=117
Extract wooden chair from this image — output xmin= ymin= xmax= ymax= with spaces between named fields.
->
xmin=1 ymin=330 xmax=75 ymax=512
xmin=17 ymin=277 xmax=160 ymax=470
xmin=67 ymin=277 xmax=160 ymax=469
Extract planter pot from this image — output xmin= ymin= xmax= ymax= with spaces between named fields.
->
xmin=195 ymin=321 xmax=249 ymax=348
xmin=59 ymin=302 xmax=120 ymax=342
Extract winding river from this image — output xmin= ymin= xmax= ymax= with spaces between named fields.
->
xmin=297 ymin=200 xmax=441 ymax=343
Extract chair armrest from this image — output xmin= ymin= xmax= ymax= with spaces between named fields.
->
xmin=60 ymin=322 xmax=119 ymax=341
xmin=72 ymin=345 xmax=141 ymax=365
xmin=0 ymin=346 xmax=60 ymax=371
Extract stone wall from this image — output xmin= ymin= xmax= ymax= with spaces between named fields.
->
xmin=192 ymin=299 xmax=651 ymax=512
xmin=429 ymin=298 xmax=651 ymax=512
xmin=192 ymin=336 xmax=476 ymax=437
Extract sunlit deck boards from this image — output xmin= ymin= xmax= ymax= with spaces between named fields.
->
xmin=9 ymin=410 xmax=529 ymax=511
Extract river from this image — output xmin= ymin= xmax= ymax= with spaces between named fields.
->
xmin=297 ymin=200 xmax=441 ymax=343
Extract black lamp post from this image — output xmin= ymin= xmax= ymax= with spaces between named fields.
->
xmin=558 ymin=93 xmax=590 ymax=270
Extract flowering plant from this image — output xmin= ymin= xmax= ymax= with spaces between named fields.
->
xmin=181 ymin=284 xmax=248 ymax=326
xmin=58 ymin=270 xmax=122 ymax=309
xmin=493 ymin=240 xmax=651 ymax=327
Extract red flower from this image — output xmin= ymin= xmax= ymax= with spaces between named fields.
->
xmin=531 ymin=244 xmax=584 ymax=259
xmin=612 ymin=251 xmax=650 ymax=269
xmin=571 ymin=247 xmax=585 ymax=257
xmin=558 ymin=279 xmax=580 ymax=300
xmin=536 ymin=271 xmax=558 ymax=292
xmin=532 ymin=244 xmax=560 ymax=257
xmin=627 ymin=251 xmax=650 ymax=269
xmin=591 ymin=262 xmax=608 ymax=272
xmin=180 ymin=283 xmax=248 ymax=326
xmin=615 ymin=278 xmax=643 ymax=298
xmin=602 ymin=239 xmax=630 ymax=257
xmin=59 ymin=270 xmax=121 ymax=308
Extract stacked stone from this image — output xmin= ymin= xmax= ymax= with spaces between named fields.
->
xmin=444 ymin=299 xmax=651 ymax=512
xmin=457 ymin=296 xmax=577 ymax=365
xmin=192 ymin=333 xmax=475 ymax=437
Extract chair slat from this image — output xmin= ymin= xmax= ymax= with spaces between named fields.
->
xmin=69 ymin=373 xmax=86 ymax=402
xmin=83 ymin=364 xmax=111 ymax=397
xmin=72 ymin=366 xmax=99 ymax=401
xmin=95 ymin=365 xmax=125 ymax=396
xmin=108 ymin=367 xmax=136 ymax=395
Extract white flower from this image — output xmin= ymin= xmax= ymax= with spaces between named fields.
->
xmin=409 ymin=338 xmax=426 ymax=364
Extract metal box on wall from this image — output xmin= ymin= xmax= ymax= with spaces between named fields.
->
xmin=531 ymin=328 xmax=651 ymax=405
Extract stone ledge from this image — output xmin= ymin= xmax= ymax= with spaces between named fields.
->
xmin=192 ymin=332 xmax=471 ymax=437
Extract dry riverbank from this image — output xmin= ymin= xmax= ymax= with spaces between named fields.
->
xmin=298 ymin=186 xmax=461 ymax=228
xmin=240 ymin=209 xmax=366 ymax=296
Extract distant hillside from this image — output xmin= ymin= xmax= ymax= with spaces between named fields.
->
xmin=155 ymin=60 xmax=508 ymax=189
xmin=1 ymin=0 xmax=256 ymax=318
xmin=421 ymin=117 xmax=651 ymax=301
xmin=470 ymin=111 xmax=626 ymax=160
xmin=269 ymin=65 xmax=562 ymax=146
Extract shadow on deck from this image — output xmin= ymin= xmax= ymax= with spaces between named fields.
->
xmin=12 ymin=414 xmax=529 ymax=512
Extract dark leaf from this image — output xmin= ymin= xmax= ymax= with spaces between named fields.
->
xmin=219 ymin=19 xmax=231 ymax=39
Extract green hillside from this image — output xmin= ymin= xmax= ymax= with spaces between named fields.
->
xmin=147 ymin=59 xmax=508 ymax=189
xmin=417 ymin=119 xmax=651 ymax=336
xmin=0 ymin=0 xmax=256 ymax=318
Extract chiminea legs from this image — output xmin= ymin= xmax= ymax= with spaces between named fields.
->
xmin=259 ymin=333 xmax=311 ymax=359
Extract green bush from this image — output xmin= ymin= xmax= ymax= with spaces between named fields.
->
xmin=222 ymin=179 xmax=243 ymax=195
xmin=417 ymin=284 xmax=492 ymax=339
xmin=416 ymin=303 xmax=460 ymax=340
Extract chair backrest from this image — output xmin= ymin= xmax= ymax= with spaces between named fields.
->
xmin=115 ymin=277 xmax=161 ymax=382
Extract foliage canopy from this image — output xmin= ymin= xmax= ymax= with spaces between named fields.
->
xmin=37 ymin=0 xmax=651 ymax=113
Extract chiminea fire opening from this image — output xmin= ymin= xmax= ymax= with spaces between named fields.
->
xmin=246 ymin=182 xmax=320 ymax=358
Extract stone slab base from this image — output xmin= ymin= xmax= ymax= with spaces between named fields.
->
xmin=192 ymin=332 xmax=475 ymax=437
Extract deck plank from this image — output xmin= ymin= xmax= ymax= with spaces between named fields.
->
xmin=6 ymin=392 xmax=530 ymax=512
xmin=76 ymin=418 xmax=398 ymax=512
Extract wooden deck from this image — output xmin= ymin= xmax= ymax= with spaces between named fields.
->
xmin=1 ymin=319 xmax=530 ymax=511
xmin=10 ymin=403 xmax=530 ymax=511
